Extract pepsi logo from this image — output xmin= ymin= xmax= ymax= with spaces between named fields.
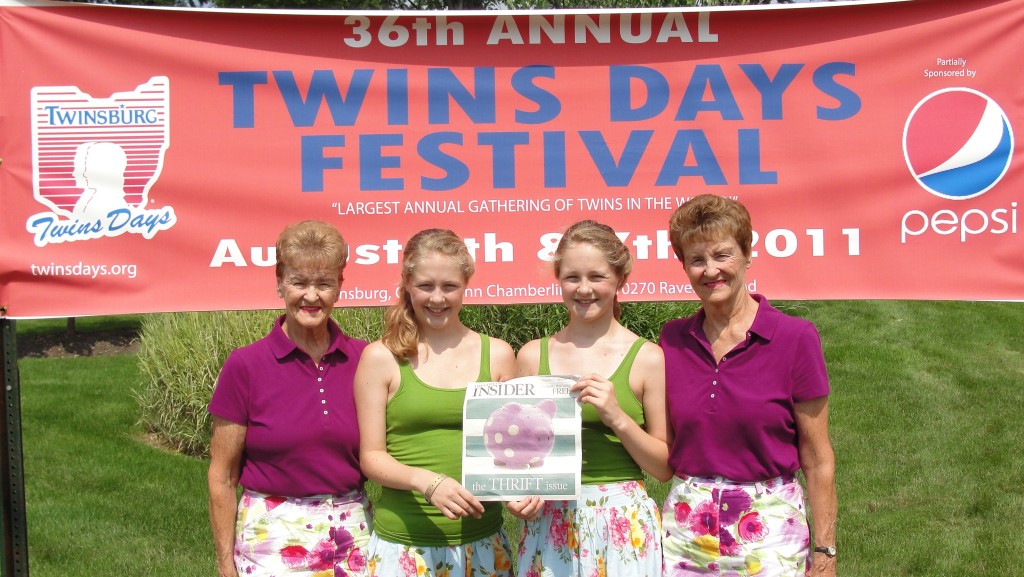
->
xmin=903 ymin=88 xmax=1013 ymax=200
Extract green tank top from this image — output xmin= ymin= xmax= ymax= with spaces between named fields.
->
xmin=372 ymin=334 xmax=504 ymax=546
xmin=540 ymin=336 xmax=647 ymax=484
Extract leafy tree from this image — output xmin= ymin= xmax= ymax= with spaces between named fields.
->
xmin=498 ymin=0 xmax=796 ymax=7
xmin=70 ymin=0 xmax=804 ymax=10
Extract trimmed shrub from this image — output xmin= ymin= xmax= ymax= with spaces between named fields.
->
xmin=136 ymin=302 xmax=698 ymax=456
xmin=136 ymin=308 xmax=384 ymax=456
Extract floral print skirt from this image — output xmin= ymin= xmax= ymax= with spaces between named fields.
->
xmin=366 ymin=530 xmax=512 ymax=577
xmin=662 ymin=475 xmax=810 ymax=577
xmin=235 ymin=488 xmax=373 ymax=577
xmin=516 ymin=480 xmax=662 ymax=577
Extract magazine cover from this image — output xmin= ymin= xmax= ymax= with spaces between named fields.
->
xmin=462 ymin=375 xmax=582 ymax=501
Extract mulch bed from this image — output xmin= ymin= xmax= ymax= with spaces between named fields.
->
xmin=12 ymin=329 xmax=140 ymax=359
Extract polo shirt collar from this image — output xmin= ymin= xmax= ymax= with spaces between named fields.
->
xmin=690 ymin=293 xmax=780 ymax=344
xmin=267 ymin=314 xmax=353 ymax=361
xmin=747 ymin=293 xmax=780 ymax=342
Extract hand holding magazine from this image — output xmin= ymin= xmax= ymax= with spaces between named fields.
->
xmin=462 ymin=375 xmax=582 ymax=501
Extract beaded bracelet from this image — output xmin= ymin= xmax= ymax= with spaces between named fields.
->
xmin=423 ymin=474 xmax=449 ymax=502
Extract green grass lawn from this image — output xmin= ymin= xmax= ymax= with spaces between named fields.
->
xmin=804 ymin=301 xmax=1024 ymax=576
xmin=18 ymin=354 xmax=211 ymax=577
xmin=14 ymin=315 xmax=143 ymax=337
xmin=11 ymin=301 xmax=1024 ymax=576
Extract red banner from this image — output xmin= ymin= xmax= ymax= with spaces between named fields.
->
xmin=1 ymin=0 xmax=1021 ymax=318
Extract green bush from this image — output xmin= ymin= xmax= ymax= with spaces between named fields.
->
xmin=136 ymin=308 xmax=385 ymax=456
xmin=135 ymin=302 xmax=699 ymax=456
xmin=460 ymin=301 xmax=701 ymax=348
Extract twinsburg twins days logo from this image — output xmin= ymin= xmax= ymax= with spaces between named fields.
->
xmin=26 ymin=76 xmax=176 ymax=247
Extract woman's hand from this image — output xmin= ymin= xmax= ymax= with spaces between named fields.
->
xmin=807 ymin=552 xmax=837 ymax=577
xmin=571 ymin=374 xmax=626 ymax=427
xmin=506 ymin=496 xmax=544 ymax=521
xmin=208 ymin=417 xmax=245 ymax=577
xmin=217 ymin=562 xmax=241 ymax=577
xmin=425 ymin=476 xmax=486 ymax=520
xmin=797 ymin=396 xmax=837 ymax=577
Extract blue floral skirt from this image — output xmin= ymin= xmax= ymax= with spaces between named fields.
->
xmin=366 ymin=530 xmax=512 ymax=577
xmin=516 ymin=480 xmax=662 ymax=577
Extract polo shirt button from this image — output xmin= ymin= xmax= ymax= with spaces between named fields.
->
xmin=321 ymin=399 xmax=326 ymax=404
xmin=712 ymin=381 xmax=717 ymax=386
xmin=320 ymin=389 xmax=324 ymax=393
xmin=710 ymin=393 xmax=715 ymax=398
xmin=323 ymin=410 xmax=328 ymax=415
xmin=317 ymin=378 xmax=323 ymax=382
xmin=319 ymin=366 xmax=325 ymax=371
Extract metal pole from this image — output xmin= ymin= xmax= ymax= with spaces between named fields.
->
xmin=1 ymin=315 xmax=30 ymax=577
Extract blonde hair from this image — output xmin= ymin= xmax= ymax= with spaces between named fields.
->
xmin=668 ymin=194 xmax=753 ymax=262
xmin=552 ymin=220 xmax=632 ymax=320
xmin=382 ymin=229 xmax=475 ymax=359
xmin=275 ymin=220 xmax=348 ymax=279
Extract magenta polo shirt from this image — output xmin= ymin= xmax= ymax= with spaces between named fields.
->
xmin=660 ymin=295 xmax=830 ymax=483
xmin=209 ymin=315 xmax=368 ymax=497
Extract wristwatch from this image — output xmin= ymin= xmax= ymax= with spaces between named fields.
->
xmin=814 ymin=545 xmax=837 ymax=558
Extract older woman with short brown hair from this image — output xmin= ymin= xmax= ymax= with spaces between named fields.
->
xmin=660 ymin=195 xmax=837 ymax=577
xmin=208 ymin=220 xmax=371 ymax=577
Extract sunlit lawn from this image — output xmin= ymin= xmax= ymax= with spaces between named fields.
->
xmin=11 ymin=300 xmax=1024 ymax=576
xmin=18 ymin=354 xmax=211 ymax=577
